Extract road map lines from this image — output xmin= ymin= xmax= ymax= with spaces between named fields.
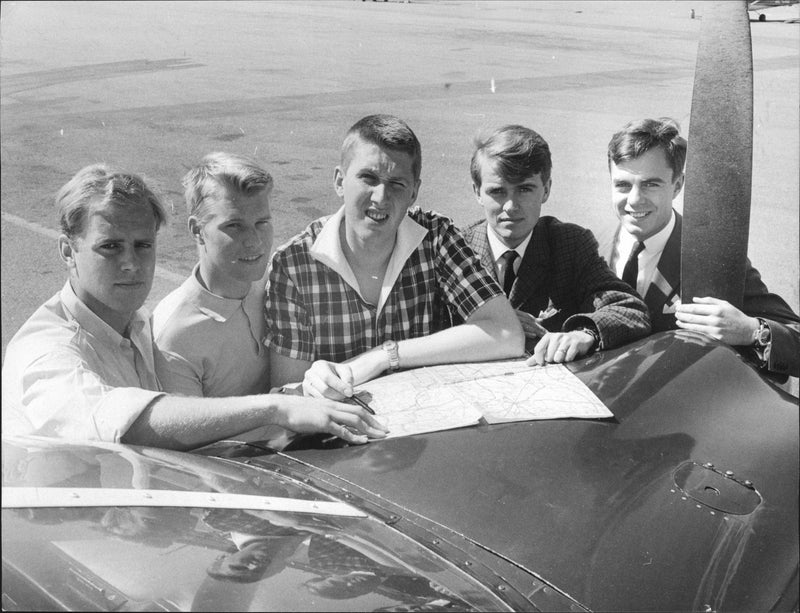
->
xmin=358 ymin=360 xmax=612 ymax=439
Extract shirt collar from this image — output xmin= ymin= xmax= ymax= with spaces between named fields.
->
xmin=59 ymin=281 xmax=150 ymax=349
xmin=183 ymin=264 xmax=248 ymax=323
xmin=310 ymin=205 xmax=427 ymax=312
xmin=619 ymin=209 xmax=676 ymax=257
xmin=486 ymin=224 xmax=533 ymax=264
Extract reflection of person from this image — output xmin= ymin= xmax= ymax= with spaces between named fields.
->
xmin=1 ymin=164 xmax=387 ymax=449
xmin=266 ymin=114 xmax=524 ymax=399
xmin=607 ymin=118 xmax=800 ymax=378
xmin=154 ymin=152 xmax=273 ymax=397
xmin=463 ymin=124 xmax=650 ymax=365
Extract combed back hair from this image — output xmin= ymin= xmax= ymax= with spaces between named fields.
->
xmin=607 ymin=117 xmax=687 ymax=180
xmin=340 ymin=114 xmax=422 ymax=181
xmin=470 ymin=125 xmax=552 ymax=187
xmin=56 ymin=164 xmax=168 ymax=238
xmin=182 ymin=152 xmax=274 ymax=224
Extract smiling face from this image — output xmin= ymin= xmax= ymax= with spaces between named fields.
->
xmin=610 ymin=146 xmax=684 ymax=241
xmin=191 ymin=185 xmax=273 ymax=299
xmin=334 ymin=138 xmax=420 ymax=248
xmin=473 ymin=156 xmax=551 ymax=249
xmin=59 ymin=199 xmax=157 ymax=335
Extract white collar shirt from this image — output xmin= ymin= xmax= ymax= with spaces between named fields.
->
xmin=614 ymin=210 xmax=676 ymax=297
xmin=1 ymin=281 xmax=165 ymax=443
xmin=309 ymin=204 xmax=428 ymax=314
xmin=486 ymin=224 xmax=533 ymax=282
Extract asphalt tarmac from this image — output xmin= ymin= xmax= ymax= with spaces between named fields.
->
xmin=2 ymin=1 xmax=798 ymax=365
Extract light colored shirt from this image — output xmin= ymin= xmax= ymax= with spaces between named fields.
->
xmin=486 ymin=224 xmax=533 ymax=281
xmin=153 ymin=265 xmax=270 ymax=397
xmin=2 ymin=282 xmax=165 ymax=442
xmin=614 ymin=211 xmax=676 ymax=298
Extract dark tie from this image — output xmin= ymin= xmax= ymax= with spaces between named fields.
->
xmin=502 ymin=250 xmax=519 ymax=296
xmin=621 ymin=241 xmax=645 ymax=288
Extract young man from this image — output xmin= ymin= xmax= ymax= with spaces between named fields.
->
xmin=463 ymin=124 xmax=651 ymax=365
xmin=607 ymin=117 xmax=800 ymax=378
xmin=265 ymin=114 xmax=524 ymax=399
xmin=153 ymin=152 xmax=275 ymax=398
xmin=2 ymin=165 xmax=387 ymax=450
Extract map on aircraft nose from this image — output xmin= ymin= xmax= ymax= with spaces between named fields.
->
xmin=355 ymin=360 xmax=612 ymax=439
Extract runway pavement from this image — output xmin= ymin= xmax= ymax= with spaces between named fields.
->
xmin=2 ymin=1 xmax=798 ymax=365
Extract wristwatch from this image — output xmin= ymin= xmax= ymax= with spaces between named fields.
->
xmin=382 ymin=340 xmax=400 ymax=372
xmin=752 ymin=317 xmax=771 ymax=367
xmin=575 ymin=326 xmax=601 ymax=352
xmin=753 ymin=318 xmax=771 ymax=348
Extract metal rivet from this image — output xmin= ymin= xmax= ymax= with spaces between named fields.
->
xmin=744 ymin=480 xmax=753 ymax=488
xmin=464 ymin=561 xmax=472 ymax=567
xmin=496 ymin=585 xmax=507 ymax=592
xmin=704 ymin=462 xmax=714 ymax=468
xmin=431 ymin=539 xmax=440 ymax=546
xmin=725 ymin=470 xmax=734 ymax=477
xmin=696 ymin=504 xmax=702 ymax=509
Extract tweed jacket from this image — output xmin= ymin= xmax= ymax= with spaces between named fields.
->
xmin=464 ymin=216 xmax=651 ymax=351
xmin=609 ymin=210 xmax=800 ymax=377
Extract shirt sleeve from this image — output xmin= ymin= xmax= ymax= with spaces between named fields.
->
xmin=434 ymin=218 xmax=504 ymax=321
xmin=12 ymin=348 xmax=164 ymax=443
xmin=264 ymin=252 xmax=317 ymax=362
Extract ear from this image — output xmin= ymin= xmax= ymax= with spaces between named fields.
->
xmin=472 ymin=182 xmax=482 ymax=203
xmin=673 ymin=173 xmax=685 ymax=199
xmin=542 ymin=178 xmax=553 ymax=204
xmin=58 ymin=235 xmax=76 ymax=268
xmin=333 ymin=167 xmax=345 ymax=198
xmin=408 ymin=178 xmax=421 ymax=207
xmin=188 ymin=217 xmax=203 ymax=244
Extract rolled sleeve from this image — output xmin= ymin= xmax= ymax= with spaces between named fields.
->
xmin=16 ymin=351 xmax=164 ymax=443
xmin=435 ymin=221 xmax=504 ymax=321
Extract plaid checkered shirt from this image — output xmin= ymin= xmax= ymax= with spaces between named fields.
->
xmin=265 ymin=207 xmax=503 ymax=363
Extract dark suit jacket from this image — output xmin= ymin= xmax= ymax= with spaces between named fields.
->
xmin=608 ymin=210 xmax=800 ymax=377
xmin=464 ymin=216 xmax=651 ymax=351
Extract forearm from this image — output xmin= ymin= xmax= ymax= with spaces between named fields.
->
xmin=122 ymin=394 xmax=281 ymax=451
xmin=347 ymin=296 xmax=524 ymax=385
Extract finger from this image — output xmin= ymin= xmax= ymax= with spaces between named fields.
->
xmin=524 ymin=354 xmax=541 ymax=367
xmin=332 ymin=363 xmax=355 ymax=396
xmin=676 ymin=303 xmax=716 ymax=316
xmin=675 ymin=320 xmax=721 ymax=339
xmin=307 ymin=366 xmax=351 ymax=400
xmin=330 ymin=405 xmax=390 ymax=436
xmin=546 ymin=336 xmax=568 ymax=363
xmin=330 ymin=422 xmax=368 ymax=445
xmin=564 ymin=339 xmax=581 ymax=362
xmin=693 ymin=296 xmax=725 ymax=305
xmin=531 ymin=335 xmax=550 ymax=365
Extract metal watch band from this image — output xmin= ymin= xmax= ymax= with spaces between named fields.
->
xmin=382 ymin=340 xmax=400 ymax=371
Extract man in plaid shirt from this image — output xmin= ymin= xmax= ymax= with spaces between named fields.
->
xmin=266 ymin=114 xmax=524 ymax=399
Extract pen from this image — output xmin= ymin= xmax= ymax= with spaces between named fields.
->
xmin=350 ymin=393 xmax=376 ymax=415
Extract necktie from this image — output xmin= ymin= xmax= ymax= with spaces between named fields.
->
xmin=502 ymin=250 xmax=519 ymax=296
xmin=621 ymin=241 xmax=645 ymax=288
